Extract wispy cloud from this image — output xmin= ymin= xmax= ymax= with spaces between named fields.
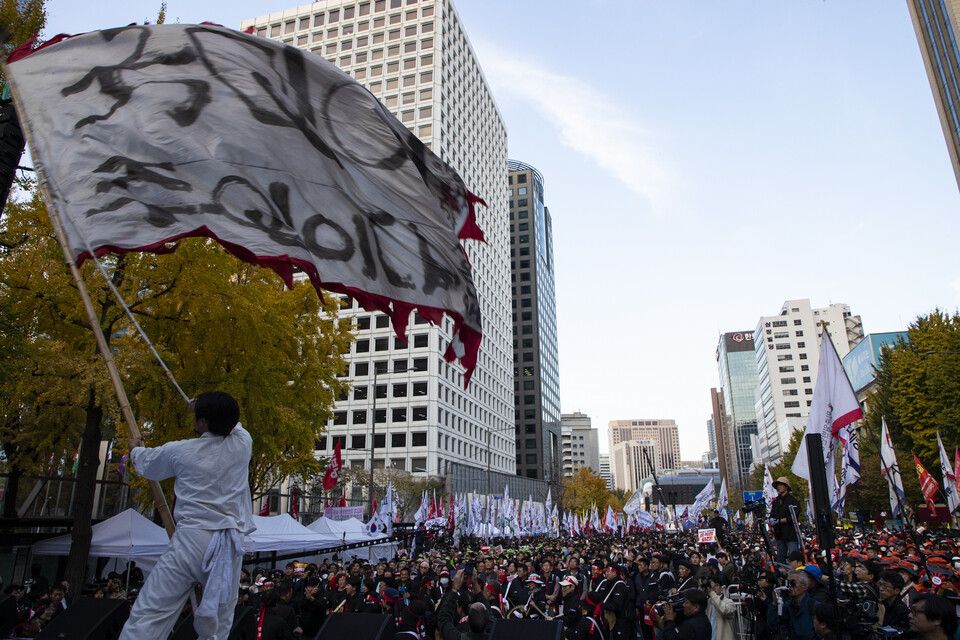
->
xmin=474 ymin=41 xmax=674 ymax=211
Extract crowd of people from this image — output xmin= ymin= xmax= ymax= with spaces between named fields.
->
xmin=8 ymin=523 xmax=960 ymax=640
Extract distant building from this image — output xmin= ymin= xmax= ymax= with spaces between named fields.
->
xmin=611 ymin=439 xmax=659 ymax=492
xmin=608 ymin=419 xmax=681 ymax=472
xmin=754 ymin=300 xmax=864 ymax=463
xmin=642 ymin=469 xmax=721 ymax=509
xmin=907 ymin=0 xmax=960 ymax=193
xmin=842 ymin=331 xmax=908 ymax=403
xmin=561 ymin=412 xmax=600 ymax=477
xmin=716 ymin=331 xmax=760 ymax=490
xmin=599 ymin=454 xmax=612 ymax=490
xmin=709 ymin=388 xmax=735 ymax=490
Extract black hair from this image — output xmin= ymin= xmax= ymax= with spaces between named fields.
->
xmin=813 ymin=603 xmax=838 ymax=631
xmin=467 ymin=602 xmax=490 ymax=633
xmin=878 ymin=570 xmax=905 ymax=591
xmin=681 ymin=589 xmax=707 ymax=612
xmin=916 ymin=593 xmax=958 ymax=637
xmin=261 ymin=589 xmax=280 ymax=608
xmin=193 ymin=391 xmax=240 ymax=436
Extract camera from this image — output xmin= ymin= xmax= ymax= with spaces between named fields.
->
xmin=654 ymin=593 xmax=685 ymax=616
xmin=743 ymin=500 xmax=766 ymax=515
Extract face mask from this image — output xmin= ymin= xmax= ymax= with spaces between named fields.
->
xmin=322 ymin=574 xmax=329 ymax=580
xmin=440 ymin=578 xmax=449 ymax=585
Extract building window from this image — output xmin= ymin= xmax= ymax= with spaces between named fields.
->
xmin=355 ymin=362 xmax=369 ymax=376
xmin=414 ymin=334 xmax=428 ymax=348
xmin=412 ymin=406 xmax=427 ymax=421
xmin=354 ymin=386 xmax=368 ymax=400
xmin=525 ymin=454 xmax=537 ymax=464
xmin=351 ymin=434 xmax=366 ymax=449
xmin=412 ymin=432 xmax=427 ymax=446
xmin=392 ymin=408 xmax=406 ymax=422
xmin=333 ymin=411 xmax=347 ymax=425
xmin=353 ymin=410 xmax=367 ymax=424
xmin=393 ymin=383 xmax=407 ymax=397
xmin=375 ymin=337 xmax=389 ymax=351
xmin=392 ymin=433 xmax=406 ymax=447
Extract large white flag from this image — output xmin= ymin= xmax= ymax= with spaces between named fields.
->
xmin=939 ymin=433 xmax=960 ymax=514
xmin=692 ymin=479 xmax=715 ymax=517
xmin=716 ymin=478 xmax=728 ymax=513
xmin=623 ymin=489 xmax=643 ymax=515
xmin=791 ymin=329 xmax=863 ymax=483
xmin=880 ymin=418 xmax=906 ymax=518
xmin=7 ymin=24 xmax=486 ymax=381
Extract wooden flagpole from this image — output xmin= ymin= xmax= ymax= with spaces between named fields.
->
xmin=4 ymin=69 xmax=176 ymax=537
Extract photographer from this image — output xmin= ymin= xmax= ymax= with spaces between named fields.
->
xmin=812 ymin=602 xmax=839 ymax=640
xmin=662 ymin=589 xmax=711 ymax=640
xmin=706 ymin=580 xmax=737 ymax=640
xmin=766 ymin=570 xmax=815 ymax=640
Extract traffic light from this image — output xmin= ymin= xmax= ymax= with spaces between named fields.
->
xmin=0 ymin=98 xmax=25 ymax=209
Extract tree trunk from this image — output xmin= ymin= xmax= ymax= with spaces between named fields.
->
xmin=64 ymin=387 xmax=102 ymax=598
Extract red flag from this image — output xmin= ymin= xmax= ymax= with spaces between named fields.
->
xmin=428 ymin=490 xmax=437 ymax=519
xmin=322 ymin=441 xmax=342 ymax=491
xmin=372 ymin=491 xmax=378 ymax=514
xmin=338 ymin=493 xmax=347 ymax=508
xmin=290 ymin=487 xmax=299 ymax=520
xmin=914 ymin=453 xmax=941 ymax=515
xmin=259 ymin=500 xmax=270 ymax=517
xmin=447 ymin=494 xmax=454 ymax=531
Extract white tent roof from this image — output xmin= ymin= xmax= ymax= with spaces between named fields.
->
xmin=33 ymin=509 xmax=169 ymax=558
xmin=244 ymin=514 xmax=334 ymax=554
xmin=306 ymin=516 xmax=366 ymax=537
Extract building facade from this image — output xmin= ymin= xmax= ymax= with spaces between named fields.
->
xmin=241 ymin=0 xmax=514 ymax=492
xmin=508 ymin=160 xmax=561 ymax=481
xmin=907 ymin=0 xmax=960 ymax=193
xmin=561 ymin=412 xmax=600 ymax=477
xmin=754 ymin=300 xmax=864 ymax=463
xmin=611 ymin=439 xmax=660 ymax=493
xmin=608 ymin=419 xmax=682 ymax=473
xmin=716 ymin=331 xmax=760 ymax=490
xmin=709 ymin=388 xmax=735 ymax=490
xmin=598 ymin=454 xmax=612 ymax=490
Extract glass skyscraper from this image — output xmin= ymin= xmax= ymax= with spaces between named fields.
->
xmin=716 ymin=331 xmax=759 ymax=490
xmin=908 ymin=0 xmax=960 ymax=192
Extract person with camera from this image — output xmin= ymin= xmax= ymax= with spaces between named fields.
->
xmin=765 ymin=570 xmax=816 ymax=640
xmin=596 ymin=563 xmax=632 ymax=639
xmin=768 ymin=477 xmax=802 ymax=563
xmin=661 ymin=589 xmax=711 ymax=640
xmin=706 ymin=579 xmax=737 ymax=640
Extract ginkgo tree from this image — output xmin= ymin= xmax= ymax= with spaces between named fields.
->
xmin=0 ymin=179 xmax=354 ymax=593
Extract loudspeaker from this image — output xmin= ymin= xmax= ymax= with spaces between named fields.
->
xmin=0 ymin=594 xmax=17 ymax=638
xmin=170 ymin=606 xmax=257 ymax=640
xmin=314 ymin=613 xmax=394 ymax=640
xmin=38 ymin=597 xmax=129 ymax=640
xmin=489 ymin=618 xmax=564 ymax=640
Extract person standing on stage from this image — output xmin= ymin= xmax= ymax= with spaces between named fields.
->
xmin=120 ymin=391 xmax=255 ymax=640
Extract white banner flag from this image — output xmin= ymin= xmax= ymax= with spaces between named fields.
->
xmin=791 ymin=328 xmax=863 ymax=481
xmin=7 ymin=24 xmax=485 ymax=381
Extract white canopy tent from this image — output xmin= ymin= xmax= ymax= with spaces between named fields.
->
xmin=33 ymin=508 xmax=169 ymax=558
xmin=305 ymin=516 xmax=366 ymax=540
xmin=243 ymin=514 xmax=334 ymax=554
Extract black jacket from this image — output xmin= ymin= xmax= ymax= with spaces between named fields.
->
xmin=769 ymin=493 xmax=802 ymax=542
xmin=437 ymin=590 xmax=486 ymax=640
xmin=663 ymin=610 xmax=711 ymax=640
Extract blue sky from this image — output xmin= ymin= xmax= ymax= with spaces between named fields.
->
xmin=44 ymin=1 xmax=960 ymax=459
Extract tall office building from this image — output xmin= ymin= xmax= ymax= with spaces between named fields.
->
xmin=907 ymin=0 xmax=960 ymax=192
xmin=598 ymin=454 xmax=613 ymax=490
xmin=508 ymin=160 xmax=560 ymax=481
xmin=561 ymin=412 xmax=600 ymax=477
xmin=608 ymin=419 xmax=681 ymax=472
xmin=611 ymin=439 xmax=660 ymax=493
xmin=709 ymin=388 xmax=735 ymax=489
xmin=716 ymin=332 xmax=760 ymax=490
xmin=241 ymin=0 xmax=514 ymax=487
xmin=754 ymin=300 xmax=864 ymax=463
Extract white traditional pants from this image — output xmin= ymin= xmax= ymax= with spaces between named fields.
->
xmin=119 ymin=528 xmax=241 ymax=640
